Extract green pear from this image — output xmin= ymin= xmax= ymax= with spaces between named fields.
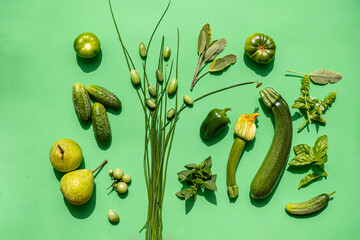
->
xmin=49 ymin=139 xmax=82 ymax=172
xmin=60 ymin=160 xmax=108 ymax=205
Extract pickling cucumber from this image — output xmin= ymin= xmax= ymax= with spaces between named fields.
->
xmin=92 ymin=102 xmax=111 ymax=143
xmin=72 ymin=83 xmax=92 ymax=122
xmin=250 ymin=87 xmax=293 ymax=199
xmin=87 ymin=85 xmax=121 ymax=110
xmin=286 ymin=191 xmax=335 ymax=215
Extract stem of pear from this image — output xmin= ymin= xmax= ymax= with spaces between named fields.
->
xmin=92 ymin=160 xmax=108 ymax=174
xmin=57 ymin=144 xmax=64 ymax=159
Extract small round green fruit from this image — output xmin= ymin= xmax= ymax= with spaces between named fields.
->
xmin=107 ymin=209 xmax=119 ymax=223
xmin=122 ymin=174 xmax=131 ymax=183
xmin=116 ymin=182 xmax=128 ymax=194
xmin=113 ymin=168 xmax=124 ymax=180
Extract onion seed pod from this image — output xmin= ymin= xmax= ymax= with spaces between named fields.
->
xmin=167 ymin=108 xmax=176 ymax=120
xmin=130 ymin=70 xmax=141 ymax=86
xmin=139 ymin=42 xmax=147 ymax=58
xmin=156 ymin=69 xmax=164 ymax=83
xmin=164 ymin=46 xmax=171 ymax=60
xmin=183 ymin=95 xmax=193 ymax=106
xmin=148 ymin=85 xmax=157 ymax=98
xmin=168 ymin=78 xmax=178 ymax=95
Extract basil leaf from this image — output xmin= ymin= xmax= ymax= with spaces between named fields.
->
xmin=312 ymin=115 xmax=326 ymax=125
xmin=314 ymin=135 xmax=328 ymax=158
xmin=310 ymin=69 xmax=343 ymax=85
xmin=292 ymin=102 xmax=306 ymax=109
xmin=204 ymin=180 xmax=217 ymax=191
xmin=176 ymin=189 xmax=186 ymax=198
xmin=184 ymin=189 xmax=194 ymax=200
xmin=177 ymin=169 xmax=195 ymax=181
xmin=211 ymin=174 xmax=217 ymax=183
xmin=197 ymin=23 xmax=211 ymax=54
xmin=298 ymin=173 xmax=325 ymax=189
xmin=201 ymin=166 xmax=212 ymax=177
xmin=293 ymin=144 xmax=312 ymax=155
xmin=209 ymin=54 xmax=237 ymax=72
xmin=203 ymin=156 xmax=212 ymax=168
xmin=204 ymin=38 xmax=227 ymax=62
xmin=184 ymin=163 xmax=198 ymax=169
xmin=288 ymin=153 xmax=314 ymax=166
xmin=314 ymin=155 xmax=328 ymax=165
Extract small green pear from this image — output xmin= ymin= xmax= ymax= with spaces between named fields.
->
xmin=49 ymin=139 xmax=82 ymax=172
xmin=60 ymin=160 xmax=107 ymax=205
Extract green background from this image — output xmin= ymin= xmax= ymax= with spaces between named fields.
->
xmin=1 ymin=0 xmax=359 ymax=239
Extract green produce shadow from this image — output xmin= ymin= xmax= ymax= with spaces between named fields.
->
xmin=258 ymin=98 xmax=273 ymax=121
xmin=200 ymin=125 xmax=229 ymax=147
xmin=64 ymin=183 xmax=96 ymax=219
xmin=185 ymin=198 xmax=194 ymax=214
xmin=285 ymin=204 xmax=328 ymax=219
xmin=243 ymin=53 xmax=274 ymax=77
xmin=107 ymin=106 xmax=122 ymax=116
xmin=198 ymin=189 xmax=217 ymax=206
xmin=53 ymin=157 xmax=86 ymax=181
xmin=76 ymin=50 xmax=102 ymax=73
xmin=291 ymin=112 xmax=303 ymax=122
xmin=74 ymin=108 xmax=91 ymax=130
xmin=118 ymin=190 xmax=129 ymax=199
xmin=287 ymin=165 xmax=326 ymax=189
xmin=96 ymin=135 xmax=112 ymax=150
xmin=109 ymin=219 xmax=120 ymax=225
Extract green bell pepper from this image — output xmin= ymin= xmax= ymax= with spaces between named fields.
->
xmin=244 ymin=33 xmax=276 ymax=64
xmin=200 ymin=107 xmax=231 ymax=140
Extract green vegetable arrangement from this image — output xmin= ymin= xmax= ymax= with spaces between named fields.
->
xmin=108 ymin=0 xmax=254 ymax=238
xmin=288 ymin=135 xmax=329 ymax=189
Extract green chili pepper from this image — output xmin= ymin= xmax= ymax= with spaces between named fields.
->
xmin=200 ymin=107 xmax=231 ymax=140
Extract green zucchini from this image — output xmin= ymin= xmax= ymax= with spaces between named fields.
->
xmin=92 ymin=102 xmax=111 ymax=143
xmin=285 ymin=191 xmax=335 ymax=215
xmin=72 ymin=83 xmax=92 ymax=122
xmin=87 ymin=85 xmax=121 ymax=110
xmin=250 ymin=87 xmax=293 ymax=199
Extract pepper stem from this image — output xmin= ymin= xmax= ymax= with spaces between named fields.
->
xmin=328 ymin=191 xmax=336 ymax=197
xmin=221 ymin=107 xmax=232 ymax=115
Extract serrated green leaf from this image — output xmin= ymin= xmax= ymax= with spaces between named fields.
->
xmin=293 ymin=144 xmax=312 ymax=155
xmin=298 ymin=173 xmax=325 ymax=189
xmin=184 ymin=163 xmax=198 ymax=169
xmin=204 ymin=38 xmax=227 ymax=62
xmin=288 ymin=153 xmax=314 ymax=166
xmin=204 ymin=180 xmax=217 ymax=191
xmin=310 ymin=69 xmax=343 ymax=85
xmin=314 ymin=135 xmax=328 ymax=158
xmin=209 ymin=54 xmax=237 ymax=72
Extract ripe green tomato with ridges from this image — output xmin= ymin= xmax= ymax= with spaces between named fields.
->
xmin=244 ymin=33 xmax=276 ymax=64
xmin=74 ymin=32 xmax=101 ymax=58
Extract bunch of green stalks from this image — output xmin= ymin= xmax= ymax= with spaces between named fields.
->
xmin=109 ymin=1 xmax=254 ymax=239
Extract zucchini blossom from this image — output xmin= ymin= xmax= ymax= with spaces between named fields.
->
xmin=234 ymin=113 xmax=260 ymax=141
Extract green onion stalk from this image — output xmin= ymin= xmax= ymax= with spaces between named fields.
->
xmin=108 ymin=0 xmax=254 ymax=239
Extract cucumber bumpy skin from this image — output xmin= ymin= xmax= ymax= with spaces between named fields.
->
xmin=92 ymin=102 xmax=111 ymax=143
xmin=250 ymin=87 xmax=293 ymax=199
xmin=72 ymin=83 xmax=92 ymax=122
xmin=285 ymin=191 xmax=335 ymax=215
xmin=87 ymin=85 xmax=121 ymax=110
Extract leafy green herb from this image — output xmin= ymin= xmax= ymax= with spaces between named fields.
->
xmin=286 ymin=69 xmax=343 ymax=85
xmin=288 ymin=135 xmax=329 ymax=189
xmin=291 ymin=74 xmax=337 ymax=130
xmin=190 ymin=24 xmax=237 ymax=91
xmin=176 ymin=156 xmax=217 ymax=202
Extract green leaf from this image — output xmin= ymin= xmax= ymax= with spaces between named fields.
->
xmin=314 ymin=135 xmax=328 ymax=158
xmin=209 ymin=54 xmax=237 ymax=72
xmin=203 ymin=156 xmax=212 ymax=168
xmin=292 ymin=102 xmax=306 ymax=109
xmin=198 ymin=23 xmax=211 ymax=54
xmin=177 ymin=169 xmax=195 ymax=181
xmin=312 ymin=115 xmax=326 ymax=125
xmin=211 ymin=174 xmax=217 ymax=183
xmin=204 ymin=38 xmax=227 ymax=62
xmin=288 ymin=153 xmax=314 ymax=166
xmin=314 ymin=155 xmax=328 ymax=165
xmin=184 ymin=163 xmax=198 ymax=169
xmin=310 ymin=69 xmax=343 ymax=85
xmin=293 ymin=144 xmax=312 ymax=155
xmin=298 ymin=173 xmax=325 ymax=189
xmin=194 ymin=179 xmax=205 ymax=185
xmin=204 ymin=180 xmax=217 ymax=191
xmin=184 ymin=189 xmax=194 ymax=200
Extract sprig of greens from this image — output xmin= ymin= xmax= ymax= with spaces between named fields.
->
xmin=190 ymin=23 xmax=237 ymax=91
xmin=291 ymin=75 xmax=337 ymax=130
xmin=176 ymin=156 xmax=217 ymax=202
xmin=288 ymin=135 xmax=329 ymax=189
xmin=286 ymin=69 xmax=343 ymax=85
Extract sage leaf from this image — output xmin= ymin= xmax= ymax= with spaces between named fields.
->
xmin=314 ymin=135 xmax=328 ymax=158
xmin=198 ymin=23 xmax=211 ymax=54
xmin=310 ymin=69 xmax=343 ymax=85
xmin=288 ymin=153 xmax=314 ymax=166
xmin=298 ymin=173 xmax=325 ymax=189
xmin=184 ymin=163 xmax=198 ymax=169
xmin=209 ymin=54 xmax=237 ymax=72
xmin=204 ymin=180 xmax=217 ymax=191
xmin=293 ymin=144 xmax=312 ymax=155
xmin=204 ymin=38 xmax=227 ymax=62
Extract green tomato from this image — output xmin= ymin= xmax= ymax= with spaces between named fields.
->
xmin=74 ymin=32 xmax=101 ymax=58
xmin=244 ymin=33 xmax=276 ymax=64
